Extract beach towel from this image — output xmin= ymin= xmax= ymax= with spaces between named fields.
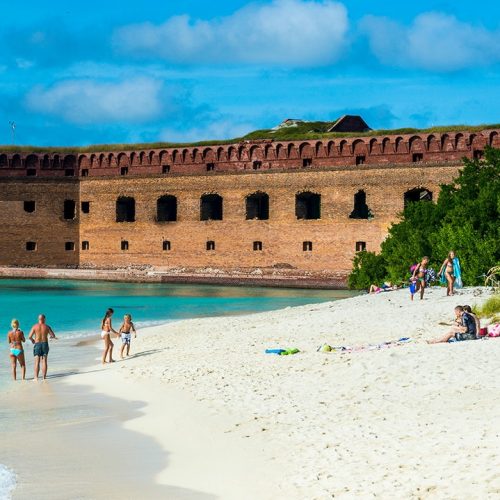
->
xmin=453 ymin=257 xmax=463 ymax=288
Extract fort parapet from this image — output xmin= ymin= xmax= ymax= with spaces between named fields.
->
xmin=0 ymin=128 xmax=498 ymax=287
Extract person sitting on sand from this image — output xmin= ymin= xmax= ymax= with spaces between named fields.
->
xmin=427 ymin=306 xmax=477 ymax=344
xmin=119 ymin=314 xmax=137 ymax=359
xmin=8 ymin=319 xmax=26 ymax=381
xmin=369 ymin=282 xmax=398 ymax=294
xmin=101 ymin=308 xmax=119 ymax=364
xmin=411 ymin=257 xmax=429 ymax=301
xmin=28 ymin=314 xmax=58 ymax=381
xmin=463 ymin=305 xmax=480 ymax=338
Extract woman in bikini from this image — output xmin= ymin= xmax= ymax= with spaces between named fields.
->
xmin=411 ymin=256 xmax=429 ymax=301
xmin=8 ymin=319 xmax=26 ymax=380
xmin=439 ymin=251 xmax=456 ymax=296
xmin=101 ymin=308 xmax=119 ymax=364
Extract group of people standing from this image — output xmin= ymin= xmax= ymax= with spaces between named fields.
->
xmin=100 ymin=308 xmax=137 ymax=364
xmin=7 ymin=314 xmax=57 ymax=381
xmin=410 ymin=250 xmax=462 ymax=300
xmin=7 ymin=309 xmax=138 ymax=381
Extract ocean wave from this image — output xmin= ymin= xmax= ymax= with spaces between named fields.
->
xmin=0 ymin=464 xmax=16 ymax=500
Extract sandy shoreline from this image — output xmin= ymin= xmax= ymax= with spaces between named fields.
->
xmin=3 ymin=286 xmax=500 ymax=499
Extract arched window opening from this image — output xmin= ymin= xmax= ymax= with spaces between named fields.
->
xmin=404 ymin=188 xmax=432 ymax=208
xmin=349 ymin=190 xmax=372 ymax=219
xmin=116 ymin=197 xmax=136 ymax=222
xmin=296 ymin=192 xmax=321 ymax=220
xmin=246 ymin=192 xmax=269 ymax=220
xmin=200 ymin=194 xmax=223 ymax=221
xmin=157 ymin=195 xmax=177 ymax=222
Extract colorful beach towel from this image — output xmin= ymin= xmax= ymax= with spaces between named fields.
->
xmin=265 ymin=348 xmax=300 ymax=355
xmin=317 ymin=337 xmax=412 ymax=354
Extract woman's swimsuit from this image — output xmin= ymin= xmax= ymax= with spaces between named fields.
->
xmin=101 ymin=330 xmax=110 ymax=339
xmin=445 ymin=261 xmax=454 ymax=278
xmin=9 ymin=329 xmax=24 ymax=357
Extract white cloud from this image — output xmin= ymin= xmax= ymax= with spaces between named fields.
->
xmin=114 ymin=0 xmax=348 ymax=67
xmin=360 ymin=12 xmax=500 ymax=72
xmin=25 ymin=78 xmax=165 ymax=124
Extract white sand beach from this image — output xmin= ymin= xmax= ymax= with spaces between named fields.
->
xmin=3 ymin=286 xmax=500 ymax=499
xmin=64 ymin=286 xmax=500 ymax=499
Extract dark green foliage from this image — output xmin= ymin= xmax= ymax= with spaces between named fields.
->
xmin=349 ymin=147 xmax=500 ymax=289
xmin=348 ymin=251 xmax=387 ymax=290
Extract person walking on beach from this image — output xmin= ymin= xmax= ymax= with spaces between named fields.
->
xmin=7 ymin=319 xmax=26 ymax=381
xmin=427 ymin=306 xmax=477 ymax=344
xmin=101 ymin=308 xmax=119 ymax=364
xmin=119 ymin=314 xmax=137 ymax=359
xmin=439 ymin=251 xmax=456 ymax=296
xmin=411 ymin=256 xmax=429 ymax=301
xmin=28 ymin=314 xmax=58 ymax=381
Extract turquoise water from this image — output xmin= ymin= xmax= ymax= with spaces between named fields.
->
xmin=0 ymin=279 xmax=355 ymax=338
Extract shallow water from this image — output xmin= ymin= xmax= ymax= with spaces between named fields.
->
xmin=0 ymin=279 xmax=356 ymax=378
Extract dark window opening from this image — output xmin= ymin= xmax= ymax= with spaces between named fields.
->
xmin=82 ymin=241 xmax=90 ymax=251
xmin=63 ymin=200 xmax=76 ymax=220
xmin=303 ymin=241 xmax=313 ymax=252
xmin=355 ymin=241 xmax=366 ymax=252
xmin=120 ymin=167 xmax=128 ymax=176
xmin=24 ymin=201 xmax=36 ymax=213
xmin=349 ymin=190 xmax=372 ymax=220
xmin=404 ymin=188 xmax=432 ymax=208
xmin=253 ymin=241 xmax=263 ymax=251
xmin=206 ymin=241 xmax=215 ymax=251
xmin=116 ymin=197 xmax=135 ymax=222
xmin=162 ymin=240 xmax=171 ymax=251
xmin=200 ymin=194 xmax=223 ymax=221
xmin=26 ymin=242 xmax=37 ymax=251
xmin=356 ymin=155 xmax=366 ymax=165
xmin=81 ymin=201 xmax=90 ymax=214
xmin=65 ymin=169 xmax=74 ymax=177
xmin=157 ymin=195 xmax=177 ymax=222
xmin=246 ymin=192 xmax=269 ymax=220
xmin=302 ymin=158 xmax=312 ymax=168
xmin=296 ymin=192 xmax=321 ymax=220
xmin=412 ymin=153 xmax=424 ymax=163
xmin=121 ymin=241 xmax=129 ymax=251
xmin=26 ymin=169 xmax=37 ymax=177
xmin=253 ymin=161 xmax=262 ymax=170
xmin=162 ymin=165 xmax=170 ymax=174
xmin=473 ymin=150 xmax=484 ymax=160
xmin=65 ymin=241 xmax=75 ymax=251
xmin=81 ymin=169 xmax=89 ymax=177
xmin=206 ymin=163 xmax=215 ymax=172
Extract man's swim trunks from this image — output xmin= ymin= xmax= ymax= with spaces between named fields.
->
xmin=33 ymin=341 xmax=49 ymax=357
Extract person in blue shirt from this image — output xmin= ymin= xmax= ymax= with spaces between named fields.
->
xmin=427 ymin=306 xmax=477 ymax=344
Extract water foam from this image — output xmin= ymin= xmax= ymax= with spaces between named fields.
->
xmin=0 ymin=465 xmax=16 ymax=500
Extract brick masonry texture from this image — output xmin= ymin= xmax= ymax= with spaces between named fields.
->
xmin=0 ymin=129 xmax=497 ymax=286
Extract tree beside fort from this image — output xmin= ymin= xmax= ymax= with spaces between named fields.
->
xmin=349 ymin=147 xmax=500 ymax=289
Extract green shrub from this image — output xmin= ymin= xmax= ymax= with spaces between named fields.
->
xmin=348 ymin=251 xmax=387 ymax=290
xmin=476 ymin=295 xmax=500 ymax=318
xmin=348 ymin=146 xmax=500 ymax=289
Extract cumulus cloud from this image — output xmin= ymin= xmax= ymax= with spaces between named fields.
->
xmin=113 ymin=0 xmax=348 ymax=67
xmin=25 ymin=78 xmax=165 ymax=125
xmin=360 ymin=12 xmax=500 ymax=72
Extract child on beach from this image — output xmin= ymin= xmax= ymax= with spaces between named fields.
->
xmin=7 ymin=319 xmax=26 ymax=380
xmin=427 ymin=305 xmax=477 ymax=343
xmin=119 ymin=314 xmax=137 ymax=359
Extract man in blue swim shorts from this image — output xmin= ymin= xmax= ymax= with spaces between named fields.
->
xmin=29 ymin=314 xmax=58 ymax=381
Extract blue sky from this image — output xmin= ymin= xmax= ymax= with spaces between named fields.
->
xmin=1 ymin=0 xmax=499 ymax=146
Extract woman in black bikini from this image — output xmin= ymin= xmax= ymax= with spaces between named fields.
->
xmin=411 ymin=256 xmax=429 ymax=301
xmin=439 ymin=251 xmax=456 ymax=296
